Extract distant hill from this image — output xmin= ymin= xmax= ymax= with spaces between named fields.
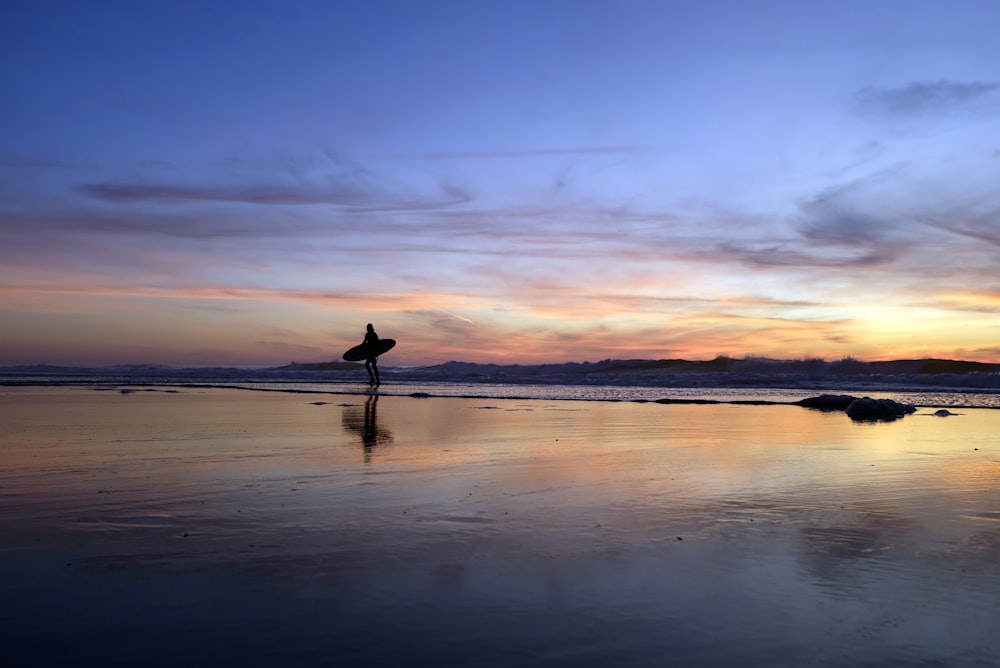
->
xmin=405 ymin=356 xmax=1000 ymax=391
xmin=417 ymin=356 xmax=1000 ymax=377
xmin=868 ymin=358 xmax=1000 ymax=375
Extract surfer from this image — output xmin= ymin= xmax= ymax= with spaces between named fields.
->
xmin=363 ymin=323 xmax=381 ymax=385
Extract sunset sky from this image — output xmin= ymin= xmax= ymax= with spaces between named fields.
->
xmin=3 ymin=0 xmax=999 ymax=366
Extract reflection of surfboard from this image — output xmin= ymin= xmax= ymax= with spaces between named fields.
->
xmin=342 ymin=338 xmax=396 ymax=362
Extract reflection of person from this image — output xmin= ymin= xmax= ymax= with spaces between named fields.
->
xmin=341 ymin=395 xmax=394 ymax=463
xmin=363 ymin=323 xmax=381 ymax=385
xmin=361 ymin=394 xmax=379 ymax=447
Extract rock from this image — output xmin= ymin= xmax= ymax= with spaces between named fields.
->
xmin=932 ymin=409 xmax=958 ymax=417
xmin=845 ymin=397 xmax=916 ymax=422
xmin=797 ymin=394 xmax=858 ymax=411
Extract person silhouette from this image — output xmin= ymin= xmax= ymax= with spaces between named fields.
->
xmin=362 ymin=323 xmax=381 ymax=385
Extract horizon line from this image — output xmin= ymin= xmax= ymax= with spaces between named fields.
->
xmin=4 ymin=354 xmax=1000 ymax=370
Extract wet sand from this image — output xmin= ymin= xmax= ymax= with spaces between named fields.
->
xmin=2 ymin=386 xmax=999 ymax=667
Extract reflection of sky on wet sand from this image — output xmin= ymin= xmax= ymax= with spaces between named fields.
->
xmin=2 ymin=387 xmax=999 ymax=666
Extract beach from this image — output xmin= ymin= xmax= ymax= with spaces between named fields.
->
xmin=2 ymin=385 xmax=999 ymax=667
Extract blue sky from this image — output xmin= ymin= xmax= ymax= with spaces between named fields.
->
xmin=2 ymin=0 xmax=999 ymax=365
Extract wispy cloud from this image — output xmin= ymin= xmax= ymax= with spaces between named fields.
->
xmin=715 ymin=241 xmax=896 ymax=269
xmin=855 ymin=80 xmax=999 ymax=116
xmin=918 ymin=291 xmax=1000 ymax=314
xmin=798 ymin=176 xmax=901 ymax=245
xmin=78 ymin=180 xmax=470 ymax=211
xmin=921 ymin=214 xmax=1000 ymax=247
xmin=68 ymin=145 xmax=471 ymax=212
xmin=252 ymin=339 xmax=327 ymax=360
xmin=387 ymin=145 xmax=653 ymax=159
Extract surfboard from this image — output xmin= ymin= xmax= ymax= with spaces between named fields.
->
xmin=342 ymin=338 xmax=396 ymax=362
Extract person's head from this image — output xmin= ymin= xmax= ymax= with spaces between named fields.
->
xmin=366 ymin=323 xmax=374 ymax=332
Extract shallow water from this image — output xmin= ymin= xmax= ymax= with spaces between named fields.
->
xmin=5 ymin=366 xmax=1000 ymax=407
xmin=167 ymin=379 xmax=1000 ymax=408
xmin=2 ymin=387 xmax=999 ymax=667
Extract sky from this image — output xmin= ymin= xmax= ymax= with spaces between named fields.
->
xmin=2 ymin=0 xmax=999 ymax=366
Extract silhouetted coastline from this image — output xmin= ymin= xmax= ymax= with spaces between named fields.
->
xmin=3 ymin=356 xmax=1000 ymax=395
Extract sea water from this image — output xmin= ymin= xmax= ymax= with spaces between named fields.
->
xmin=217 ymin=379 xmax=1000 ymax=409
xmin=4 ymin=363 xmax=1000 ymax=408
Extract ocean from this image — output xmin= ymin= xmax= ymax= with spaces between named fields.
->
xmin=3 ymin=361 xmax=1000 ymax=408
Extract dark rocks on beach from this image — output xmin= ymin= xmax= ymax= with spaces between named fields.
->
xmin=796 ymin=394 xmax=858 ymax=411
xmin=933 ymin=409 xmax=958 ymax=417
xmin=798 ymin=394 xmax=917 ymax=422
xmin=845 ymin=397 xmax=916 ymax=422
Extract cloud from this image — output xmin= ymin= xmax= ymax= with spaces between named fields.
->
xmin=798 ymin=179 xmax=895 ymax=246
xmin=855 ymin=80 xmax=999 ymax=116
xmin=918 ymin=293 xmax=1000 ymax=314
xmin=71 ymin=144 xmax=472 ymax=211
xmin=79 ymin=182 xmax=366 ymax=206
xmin=388 ymin=145 xmax=653 ymax=159
xmin=738 ymin=171 xmax=927 ymax=271
xmin=713 ymin=240 xmax=894 ymax=269
xmin=78 ymin=180 xmax=469 ymax=211
xmin=252 ymin=339 xmax=327 ymax=360
xmin=922 ymin=214 xmax=1000 ymax=247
